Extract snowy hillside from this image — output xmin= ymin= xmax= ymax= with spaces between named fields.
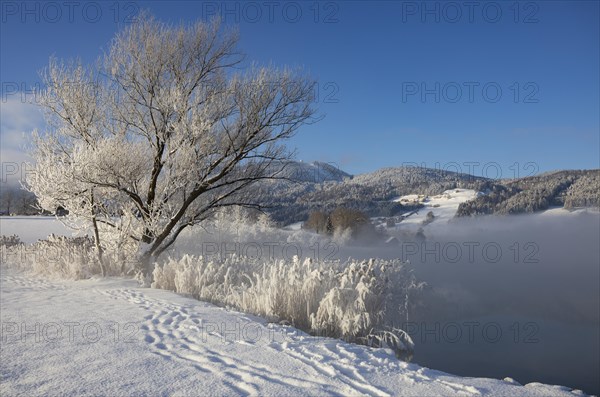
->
xmin=392 ymin=189 xmax=483 ymax=227
xmin=1 ymin=271 xmax=590 ymax=397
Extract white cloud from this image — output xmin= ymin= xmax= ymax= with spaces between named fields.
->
xmin=0 ymin=96 xmax=45 ymax=184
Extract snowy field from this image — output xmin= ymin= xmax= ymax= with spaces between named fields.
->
xmin=0 ymin=271 xmax=590 ymax=397
xmin=1 ymin=216 xmax=597 ymax=396
xmin=0 ymin=216 xmax=74 ymax=243
xmin=393 ymin=188 xmax=482 ymax=226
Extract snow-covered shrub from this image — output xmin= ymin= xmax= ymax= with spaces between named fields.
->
xmin=0 ymin=235 xmax=23 ymax=248
xmin=151 ymin=254 xmax=422 ymax=356
xmin=310 ymin=259 xmax=386 ymax=338
xmin=1 ymin=234 xmax=94 ymax=278
xmin=0 ymin=235 xmax=25 ymax=271
xmin=0 ymin=234 xmax=136 ymax=279
xmin=31 ymin=235 xmax=96 ymax=279
xmin=362 ymin=328 xmax=415 ymax=360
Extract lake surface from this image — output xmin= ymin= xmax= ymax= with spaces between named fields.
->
xmin=367 ymin=213 xmax=600 ymax=395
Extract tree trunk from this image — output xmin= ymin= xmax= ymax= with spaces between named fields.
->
xmin=91 ymin=216 xmax=105 ymax=277
xmin=90 ymin=191 xmax=105 ymax=277
xmin=139 ymin=251 xmax=156 ymax=282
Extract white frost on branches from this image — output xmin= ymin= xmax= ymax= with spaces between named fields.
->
xmin=26 ymin=14 xmax=317 ymax=276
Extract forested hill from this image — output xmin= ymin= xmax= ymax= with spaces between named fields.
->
xmin=455 ymin=169 xmax=600 ymax=216
xmin=257 ymin=165 xmax=599 ymax=224
xmin=259 ymin=165 xmax=489 ymax=223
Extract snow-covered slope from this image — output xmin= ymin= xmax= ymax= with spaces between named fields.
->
xmin=0 ymin=271 xmax=589 ymax=396
xmin=393 ymin=189 xmax=482 ymax=226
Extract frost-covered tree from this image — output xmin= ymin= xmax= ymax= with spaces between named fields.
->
xmin=27 ymin=14 xmax=318 ymax=277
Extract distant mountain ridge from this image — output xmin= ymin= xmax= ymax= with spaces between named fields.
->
xmin=257 ymin=162 xmax=599 ymax=224
xmin=271 ymin=160 xmax=352 ymax=183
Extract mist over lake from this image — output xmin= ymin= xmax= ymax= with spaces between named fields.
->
xmin=340 ymin=211 xmax=600 ymax=394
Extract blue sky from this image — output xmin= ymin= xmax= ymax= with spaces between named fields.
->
xmin=1 ymin=0 xmax=598 ymax=178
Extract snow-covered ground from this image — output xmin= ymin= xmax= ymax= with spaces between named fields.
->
xmin=391 ymin=189 xmax=482 ymax=228
xmin=0 ymin=216 xmax=73 ymax=243
xmin=0 ymin=270 xmax=589 ymax=397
